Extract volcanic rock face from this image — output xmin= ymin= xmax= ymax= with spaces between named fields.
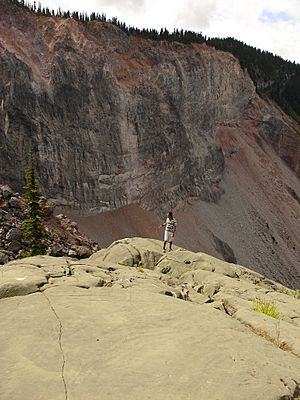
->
xmin=1 ymin=238 xmax=300 ymax=400
xmin=0 ymin=0 xmax=255 ymax=210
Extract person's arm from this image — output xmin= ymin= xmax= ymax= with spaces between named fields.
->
xmin=160 ymin=219 xmax=166 ymax=228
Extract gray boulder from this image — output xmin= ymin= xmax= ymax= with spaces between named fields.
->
xmin=0 ymin=251 xmax=9 ymax=265
xmin=6 ymin=227 xmax=22 ymax=241
xmin=8 ymin=196 xmax=23 ymax=209
xmin=7 ymin=240 xmax=22 ymax=253
xmin=73 ymin=245 xmax=93 ymax=259
xmin=1 ymin=185 xmax=13 ymax=199
xmin=49 ymin=243 xmax=65 ymax=257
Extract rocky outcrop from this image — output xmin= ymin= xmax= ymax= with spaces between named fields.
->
xmin=0 ymin=184 xmax=99 ymax=262
xmin=0 ymin=238 xmax=300 ymax=400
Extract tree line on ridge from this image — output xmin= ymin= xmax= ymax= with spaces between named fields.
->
xmin=9 ymin=0 xmax=300 ymax=123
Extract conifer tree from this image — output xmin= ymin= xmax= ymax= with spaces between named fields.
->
xmin=22 ymin=144 xmax=50 ymax=256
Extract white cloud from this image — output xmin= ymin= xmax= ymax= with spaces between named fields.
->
xmin=204 ymin=0 xmax=300 ymax=62
xmin=174 ymin=0 xmax=218 ymax=30
xmin=38 ymin=0 xmax=146 ymax=17
xmin=29 ymin=0 xmax=300 ymax=63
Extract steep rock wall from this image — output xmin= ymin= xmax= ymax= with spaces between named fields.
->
xmin=0 ymin=1 xmax=255 ymax=211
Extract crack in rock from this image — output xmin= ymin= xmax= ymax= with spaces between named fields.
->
xmin=42 ymin=291 xmax=68 ymax=400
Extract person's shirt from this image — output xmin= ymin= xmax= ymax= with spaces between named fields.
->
xmin=165 ymin=217 xmax=177 ymax=232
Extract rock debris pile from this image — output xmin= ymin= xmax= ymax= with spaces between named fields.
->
xmin=0 ymin=184 xmax=99 ymax=263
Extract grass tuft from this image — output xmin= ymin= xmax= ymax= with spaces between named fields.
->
xmin=253 ymin=298 xmax=282 ymax=319
xmin=133 ymin=262 xmax=144 ymax=273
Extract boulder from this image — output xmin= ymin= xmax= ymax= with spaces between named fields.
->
xmin=8 ymin=196 xmax=23 ymax=209
xmin=0 ymin=251 xmax=9 ymax=265
xmin=1 ymin=185 xmax=13 ymax=199
xmin=68 ymin=249 xmax=77 ymax=258
xmin=6 ymin=228 xmax=22 ymax=241
xmin=7 ymin=240 xmax=22 ymax=253
xmin=74 ymin=245 xmax=92 ymax=259
xmin=49 ymin=243 xmax=65 ymax=257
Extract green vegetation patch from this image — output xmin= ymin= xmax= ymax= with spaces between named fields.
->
xmin=253 ymin=298 xmax=282 ymax=319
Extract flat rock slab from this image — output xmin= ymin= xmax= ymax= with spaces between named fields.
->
xmin=0 ymin=285 xmax=300 ymax=400
xmin=1 ymin=238 xmax=300 ymax=400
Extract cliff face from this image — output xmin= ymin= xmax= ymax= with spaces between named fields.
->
xmin=0 ymin=0 xmax=254 ymax=210
xmin=1 ymin=0 xmax=300 ymax=286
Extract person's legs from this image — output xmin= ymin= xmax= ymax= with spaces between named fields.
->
xmin=169 ymin=241 xmax=172 ymax=250
xmin=163 ymin=230 xmax=171 ymax=251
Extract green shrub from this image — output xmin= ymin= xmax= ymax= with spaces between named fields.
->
xmin=253 ymin=299 xmax=282 ymax=319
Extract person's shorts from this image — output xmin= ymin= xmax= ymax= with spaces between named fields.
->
xmin=164 ymin=230 xmax=173 ymax=242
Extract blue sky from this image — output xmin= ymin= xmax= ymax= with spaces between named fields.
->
xmin=261 ymin=10 xmax=293 ymax=23
xmin=28 ymin=0 xmax=300 ymax=63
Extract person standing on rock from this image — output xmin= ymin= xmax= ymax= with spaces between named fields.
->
xmin=161 ymin=211 xmax=177 ymax=252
